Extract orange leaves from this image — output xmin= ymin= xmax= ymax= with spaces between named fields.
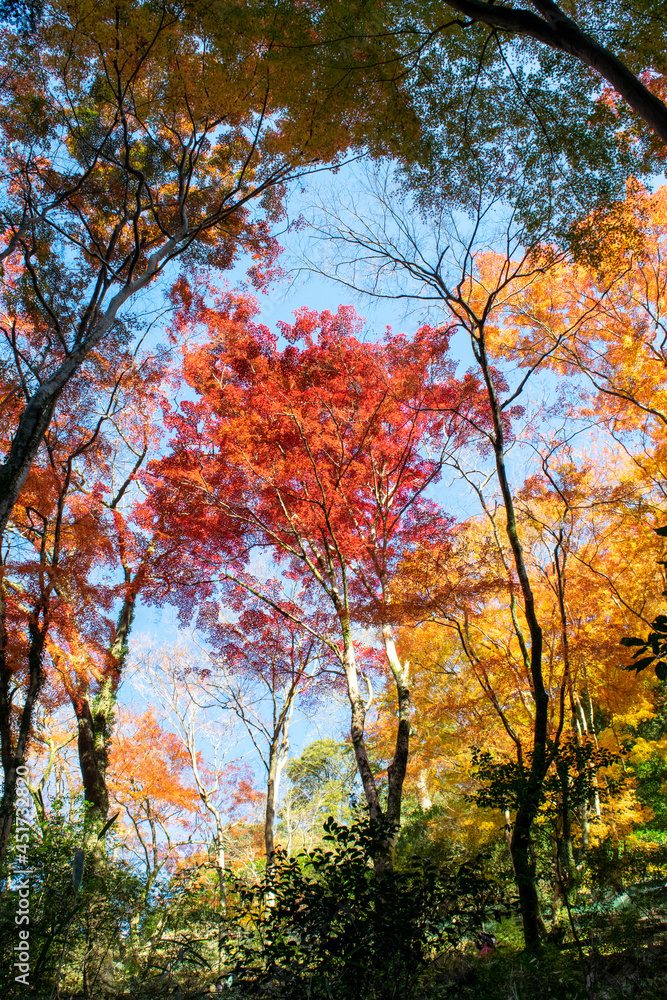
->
xmin=109 ymin=710 xmax=200 ymax=823
xmin=484 ymin=185 xmax=667 ymax=448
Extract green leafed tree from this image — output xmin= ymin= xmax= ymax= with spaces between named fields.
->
xmin=281 ymin=739 xmax=358 ymax=851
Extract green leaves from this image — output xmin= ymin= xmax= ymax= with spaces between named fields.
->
xmin=621 ymin=616 xmax=667 ymax=681
xmin=226 ymin=815 xmax=508 ymax=999
xmin=620 ymin=525 xmax=667 ymax=680
xmin=470 ymin=740 xmax=623 ymax=814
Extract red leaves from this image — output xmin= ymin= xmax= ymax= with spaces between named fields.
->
xmin=146 ymin=290 xmax=492 ymax=641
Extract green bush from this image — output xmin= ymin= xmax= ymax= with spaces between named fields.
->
xmin=1 ymin=805 xmax=222 ymax=998
xmin=225 ymin=815 xmax=509 ymax=1000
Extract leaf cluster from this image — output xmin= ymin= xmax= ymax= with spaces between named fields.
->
xmin=469 ymin=740 xmax=623 ymax=814
xmin=226 ymin=815 xmax=509 ymax=1000
xmin=620 ymin=523 xmax=667 ymax=680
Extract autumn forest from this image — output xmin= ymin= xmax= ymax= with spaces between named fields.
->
xmin=2 ymin=2 xmax=667 ymax=998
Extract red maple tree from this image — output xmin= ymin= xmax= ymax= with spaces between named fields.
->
xmin=146 ymin=286 xmax=486 ymax=836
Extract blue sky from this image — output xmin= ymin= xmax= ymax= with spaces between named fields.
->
xmin=119 ymin=159 xmax=628 ymax=815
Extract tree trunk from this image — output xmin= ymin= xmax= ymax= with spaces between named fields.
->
xmin=74 ymin=691 xmax=112 ymax=853
xmin=504 ymin=808 xmax=515 ymax=866
xmin=511 ymin=810 xmax=543 ymax=947
xmin=265 ymin=685 xmax=295 ymax=863
xmin=384 ymin=627 xmax=411 ymax=829
xmin=75 ymin=674 xmax=121 ymax=994
xmin=416 ymin=770 xmax=432 ymax=810
xmin=265 ymin=740 xmax=285 ymax=863
xmin=341 ymin=620 xmax=381 ymax=818
xmin=473 ymin=322 xmax=549 ymax=946
xmin=213 ymin=836 xmax=226 ymax=973
xmin=0 ymin=612 xmax=47 ymax=882
xmin=554 ymin=759 xmax=576 ymax=916
xmin=74 ymin=580 xmax=137 ymax=853
xmin=575 ymin=691 xmax=602 ymax=847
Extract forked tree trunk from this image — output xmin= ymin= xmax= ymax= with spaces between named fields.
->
xmin=337 ymin=614 xmax=413 ymax=871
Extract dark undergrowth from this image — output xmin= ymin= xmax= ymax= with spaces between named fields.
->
xmin=2 ymin=815 xmax=667 ymax=999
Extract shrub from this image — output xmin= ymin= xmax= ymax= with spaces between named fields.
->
xmin=225 ymin=815 xmax=509 ymax=1000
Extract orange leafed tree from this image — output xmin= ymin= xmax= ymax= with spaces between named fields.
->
xmin=0 ymin=333 xmax=168 ymax=868
xmin=391 ymin=448 xmax=663 ymax=894
xmin=109 ymin=705 xmax=260 ymax=882
xmin=108 ymin=710 xmax=202 ymax=888
xmin=483 ymin=184 xmax=667 ymax=474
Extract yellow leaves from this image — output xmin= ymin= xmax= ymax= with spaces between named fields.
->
xmin=478 ymin=183 xmax=667 ymax=456
xmin=587 ymin=787 xmax=653 ymax=849
xmin=385 ymin=424 xmax=667 ymax=862
xmin=447 ymin=802 xmax=504 ymax=854
xmin=629 ymin=734 xmax=667 ymax=766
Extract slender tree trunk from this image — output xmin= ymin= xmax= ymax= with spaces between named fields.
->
xmin=265 ymin=686 xmax=296 ymax=863
xmin=473 ymin=324 xmax=549 ymax=946
xmin=571 ymin=704 xmax=592 ymax=859
xmin=25 ymin=733 xmax=74 ymax=833
xmin=417 ymin=770 xmax=432 ymax=810
xmin=383 ymin=627 xmax=411 ymax=829
xmin=213 ymin=834 xmax=226 ymax=973
xmin=552 ymin=541 xmax=579 ymax=891
xmin=75 ymin=671 xmax=122 ymax=994
xmin=265 ymin=737 xmax=288 ymax=863
xmin=60 ymin=588 xmax=135 ymax=993
xmin=0 ymin=611 xmax=47 ymax=882
xmin=560 ymin=773 xmax=576 ymax=887
xmin=265 ymin=748 xmax=278 ymax=862
xmin=571 ymin=690 xmax=601 ymax=857
xmin=504 ymin=808 xmax=515 ymax=868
